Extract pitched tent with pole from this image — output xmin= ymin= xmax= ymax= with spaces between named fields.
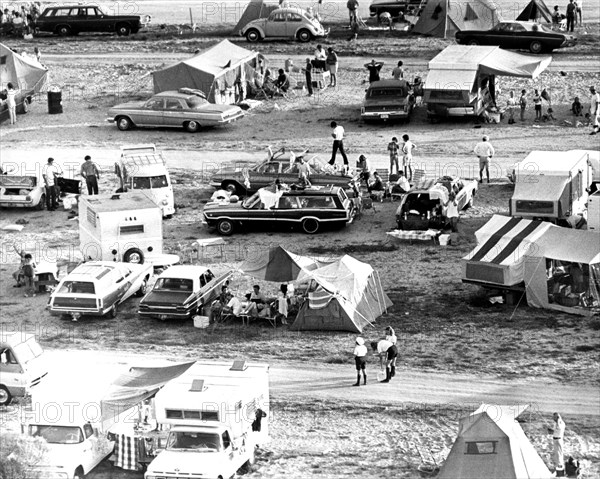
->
xmin=516 ymin=0 xmax=552 ymax=23
xmin=291 ymin=255 xmax=392 ymax=333
xmin=523 ymin=226 xmax=600 ymax=317
xmin=152 ymin=40 xmax=264 ymax=104
xmin=438 ymin=404 xmax=552 ymax=479
xmin=412 ymin=0 xmax=501 ymax=38
xmin=233 ymin=0 xmax=279 ymax=35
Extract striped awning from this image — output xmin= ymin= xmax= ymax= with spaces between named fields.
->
xmin=308 ymin=288 xmax=333 ymax=309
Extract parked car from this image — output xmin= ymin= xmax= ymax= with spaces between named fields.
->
xmin=139 ymin=265 xmax=232 ymax=320
xmin=48 ymin=261 xmax=153 ymax=320
xmin=361 ymin=79 xmax=415 ymax=122
xmin=0 ymin=175 xmax=45 ymax=209
xmin=209 ymin=147 xmax=358 ymax=195
xmin=369 ymin=0 xmax=423 ymax=21
xmin=395 ymin=177 xmax=478 ymax=230
xmin=455 ymin=21 xmax=576 ymax=53
xmin=107 ymin=88 xmax=244 ymax=133
xmin=202 ymin=186 xmax=356 ymax=235
xmin=241 ymin=7 xmax=328 ymax=43
xmin=0 ymin=87 xmax=33 ymax=124
xmin=33 ymin=5 xmax=150 ymax=36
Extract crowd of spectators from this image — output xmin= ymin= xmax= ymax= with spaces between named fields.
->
xmin=0 ymin=2 xmax=42 ymax=36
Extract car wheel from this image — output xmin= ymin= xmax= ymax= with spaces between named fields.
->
xmin=116 ymin=24 xmax=131 ymax=36
xmin=108 ymin=304 xmax=118 ymax=319
xmin=216 ymin=219 xmax=234 ymax=236
xmin=136 ymin=279 xmax=148 ymax=297
xmin=116 ymin=116 xmax=133 ymax=131
xmin=57 ymin=25 xmax=71 ymax=36
xmin=37 ymin=194 xmax=46 ymax=210
xmin=221 ymin=181 xmax=240 ymax=195
xmin=22 ymin=98 xmax=29 ymax=114
xmin=0 ymin=385 xmax=12 ymax=407
xmin=467 ymin=39 xmax=479 ymax=46
xmin=302 ymin=218 xmax=320 ymax=234
xmin=297 ymin=29 xmax=312 ymax=43
xmin=245 ymin=29 xmax=261 ymax=43
xmin=185 ymin=120 xmax=201 ymax=133
xmin=123 ymin=248 xmax=145 ymax=264
xmin=529 ymin=40 xmax=543 ymax=54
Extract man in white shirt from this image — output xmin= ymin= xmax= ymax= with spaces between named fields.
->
xmin=589 ymin=86 xmax=599 ymax=135
xmin=313 ymin=44 xmax=327 ymax=70
xmin=41 ymin=157 xmax=63 ymax=210
xmin=473 ymin=135 xmax=495 ymax=183
xmin=391 ymin=60 xmax=405 ymax=80
xmin=549 ymin=412 xmax=566 ymax=471
xmin=329 ymin=121 xmax=349 ymax=174
xmin=394 ymin=171 xmax=410 ymax=194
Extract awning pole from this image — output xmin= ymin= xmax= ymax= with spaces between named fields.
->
xmin=444 ymin=0 xmax=449 ymax=39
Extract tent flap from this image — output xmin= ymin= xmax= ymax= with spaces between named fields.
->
xmin=0 ymin=43 xmax=48 ymax=93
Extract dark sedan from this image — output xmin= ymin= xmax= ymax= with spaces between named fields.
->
xmin=455 ymin=21 xmax=576 ymax=54
xmin=202 ymin=186 xmax=355 ymax=235
xmin=209 ymin=147 xmax=358 ymax=195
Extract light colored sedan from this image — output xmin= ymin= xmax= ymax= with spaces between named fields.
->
xmin=107 ymin=88 xmax=244 ymax=133
xmin=0 ymin=176 xmax=45 ymax=209
xmin=241 ymin=7 xmax=328 ymax=43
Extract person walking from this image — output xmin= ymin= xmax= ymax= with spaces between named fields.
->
xmin=326 ymin=47 xmax=338 ymax=87
xmin=589 ymin=86 xmax=600 ymax=135
xmin=519 ymin=89 xmax=527 ymax=121
xmin=352 ymin=337 xmax=368 ymax=386
xmin=566 ymin=0 xmax=576 ymax=32
xmin=401 ymin=134 xmax=416 ymax=181
xmin=371 ymin=339 xmax=397 ymax=383
xmin=303 ymin=58 xmax=313 ymax=97
xmin=548 ymin=412 xmax=566 ymax=472
xmin=328 ymin=121 xmax=349 ymax=173
xmin=81 ymin=155 xmax=100 ymax=195
xmin=6 ymin=82 xmax=17 ymax=125
xmin=533 ymin=89 xmax=543 ymax=121
xmin=41 ymin=157 xmax=63 ymax=210
xmin=474 ymin=135 xmax=495 ymax=183
xmin=364 ymin=59 xmax=384 ymax=83
xmin=387 ymin=137 xmax=400 ymax=175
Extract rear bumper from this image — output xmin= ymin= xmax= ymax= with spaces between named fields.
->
xmin=49 ymin=306 xmax=107 ymax=317
xmin=361 ymin=110 xmax=409 ymax=120
xmin=0 ymin=200 xmax=39 ymax=208
xmin=139 ymin=308 xmax=195 ymax=320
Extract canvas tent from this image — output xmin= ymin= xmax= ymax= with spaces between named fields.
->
xmin=523 ymin=226 xmax=600 ymax=316
xmin=438 ymin=404 xmax=552 ymax=479
xmin=292 ymin=255 xmax=392 ymax=333
xmin=152 ymin=40 xmax=263 ymax=104
xmin=0 ymin=42 xmax=47 ymax=92
xmin=516 ymin=0 xmax=552 ymax=23
xmin=233 ymin=0 xmax=279 ymax=35
xmin=462 ymin=215 xmax=553 ymax=287
xmin=412 ymin=0 xmax=501 ymax=37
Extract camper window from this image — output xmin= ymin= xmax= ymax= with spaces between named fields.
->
xmin=132 ymin=177 xmax=152 ymax=189
xmin=86 ymin=207 xmax=97 ymax=227
xmin=0 ymin=348 xmax=17 ymax=365
xmin=119 ymin=224 xmax=144 ymax=235
xmin=572 ymin=172 xmax=583 ymax=202
xmin=151 ymin=175 xmax=168 ymax=188
xmin=465 ymin=441 xmax=497 ymax=454
xmin=83 ymin=423 xmax=94 ymax=439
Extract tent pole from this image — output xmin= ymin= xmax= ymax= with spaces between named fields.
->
xmin=375 ymin=271 xmax=388 ymax=314
xmin=444 ymin=0 xmax=449 ymax=39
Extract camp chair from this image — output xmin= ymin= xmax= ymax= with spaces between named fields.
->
xmin=246 ymin=300 xmax=278 ymax=328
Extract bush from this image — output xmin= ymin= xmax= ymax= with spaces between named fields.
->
xmin=0 ymin=433 xmax=48 ymax=479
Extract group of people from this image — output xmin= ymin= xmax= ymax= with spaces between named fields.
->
xmin=364 ymin=59 xmax=406 ymax=83
xmin=1 ymin=2 xmax=42 ymax=35
xmin=208 ymin=284 xmax=275 ymax=324
xmin=552 ymin=0 xmax=583 ymax=32
xmin=352 ymin=326 xmax=398 ymax=386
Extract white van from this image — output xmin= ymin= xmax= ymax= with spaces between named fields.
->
xmin=115 ymin=144 xmax=175 ymax=217
xmin=0 ymin=333 xmax=48 ymax=406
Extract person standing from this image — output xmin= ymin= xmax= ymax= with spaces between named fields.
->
xmin=352 ymin=337 xmax=368 ymax=386
xmin=519 ymin=89 xmax=527 ymax=121
xmin=387 ymin=136 xmax=400 ymax=175
xmin=6 ymin=82 xmax=17 ymax=125
xmin=22 ymin=253 xmax=37 ymax=298
xmin=506 ymin=91 xmax=517 ymax=124
xmin=445 ymin=193 xmax=459 ymax=232
xmin=303 ymin=58 xmax=313 ymax=97
xmin=326 ymin=47 xmax=338 ymax=87
xmin=548 ymin=413 xmax=566 ymax=472
xmin=329 ymin=121 xmax=349 ymax=173
xmin=533 ymin=89 xmax=543 ymax=121
xmin=81 ymin=155 xmax=100 ymax=195
xmin=371 ymin=339 xmax=397 ymax=383
xmin=589 ymin=86 xmax=599 ymax=135
xmin=552 ymin=5 xmax=561 ymax=29
xmin=566 ymin=0 xmax=576 ymax=32
xmin=401 ymin=134 xmax=416 ymax=181
xmin=346 ymin=0 xmax=359 ymax=26
xmin=392 ymin=61 xmax=405 ymax=80
xmin=357 ymin=154 xmax=371 ymax=186
xmin=474 ymin=135 xmax=495 ymax=183
xmin=364 ymin=59 xmax=384 ymax=83
xmin=297 ymin=156 xmax=312 ymax=187
xmin=42 ymin=157 xmax=63 ymax=210
xmin=575 ymin=0 xmax=582 ymax=25
xmin=314 ymin=44 xmax=327 ymax=70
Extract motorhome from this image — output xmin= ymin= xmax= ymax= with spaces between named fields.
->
xmin=115 ymin=144 xmax=175 ymax=217
xmin=0 ymin=332 xmax=48 ymax=406
xmin=509 ymin=150 xmax=593 ymax=227
xmin=79 ymin=191 xmax=163 ymax=264
xmin=145 ymin=361 xmax=269 ymax=479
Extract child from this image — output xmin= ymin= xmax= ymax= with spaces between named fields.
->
xmin=22 ymin=253 xmax=37 ymax=297
xmin=387 ymin=137 xmax=400 ymax=175
xmin=519 ymin=90 xmax=527 ymax=121
xmin=571 ymin=97 xmax=583 ymax=116
xmin=533 ymin=89 xmax=542 ymax=121
xmin=352 ymin=337 xmax=368 ymax=386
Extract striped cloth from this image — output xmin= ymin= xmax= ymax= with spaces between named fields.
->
xmin=308 ymin=288 xmax=333 ymax=309
xmin=114 ymin=434 xmax=139 ymax=471
xmin=387 ymin=229 xmax=440 ymax=242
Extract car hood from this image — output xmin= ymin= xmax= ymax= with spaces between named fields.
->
xmin=246 ymin=18 xmax=267 ymax=28
xmin=141 ymin=290 xmax=193 ymax=305
xmin=109 ymin=101 xmax=146 ymax=110
xmin=147 ymin=449 xmax=225 ymax=476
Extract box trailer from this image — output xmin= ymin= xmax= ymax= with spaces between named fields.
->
xmin=79 ymin=191 xmax=162 ymax=264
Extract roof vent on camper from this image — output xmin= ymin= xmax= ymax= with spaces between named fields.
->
xmin=190 ymin=379 xmax=207 ymax=392
xmin=230 ymin=359 xmax=247 ymax=371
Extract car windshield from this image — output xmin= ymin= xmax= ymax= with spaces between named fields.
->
xmin=154 ymin=278 xmax=194 ymax=292
xmin=242 ymin=194 xmax=262 ymax=209
xmin=29 ymin=425 xmax=83 ymax=444
xmin=132 ymin=175 xmax=168 ymax=189
xmin=369 ymin=87 xmax=408 ymax=97
xmin=186 ymin=97 xmax=209 ymax=109
xmin=58 ymin=281 xmax=96 ymax=294
xmin=12 ymin=339 xmax=43 ymax=364
xmin=166 ymin=431 xmax=221 ymax=451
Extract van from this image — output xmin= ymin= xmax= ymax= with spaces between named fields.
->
xmin=79 ymin=191 xmax=163 ymax=264
xmin=0 ymin=332 xmax=48 ymax=406
xmin=115 ymin=144 xmax=175 ymax=217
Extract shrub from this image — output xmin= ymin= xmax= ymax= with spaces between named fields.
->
xmin=0 ymin=433 xmax=48 ymax=479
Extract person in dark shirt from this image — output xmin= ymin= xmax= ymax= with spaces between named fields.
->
xmin=566 ymin=0 xmax=576 ymax=31
xmin=364 ymin=59 xmax=384 ymax=83
xmin=275 ymin=69 xmax=289 ymax=93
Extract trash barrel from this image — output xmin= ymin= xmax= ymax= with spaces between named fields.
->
xmin=47 ymin=88 xmax=63 ymax=114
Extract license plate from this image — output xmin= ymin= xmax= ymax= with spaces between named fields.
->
xmin=380 ymin=114 xmax=389 ymax=119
